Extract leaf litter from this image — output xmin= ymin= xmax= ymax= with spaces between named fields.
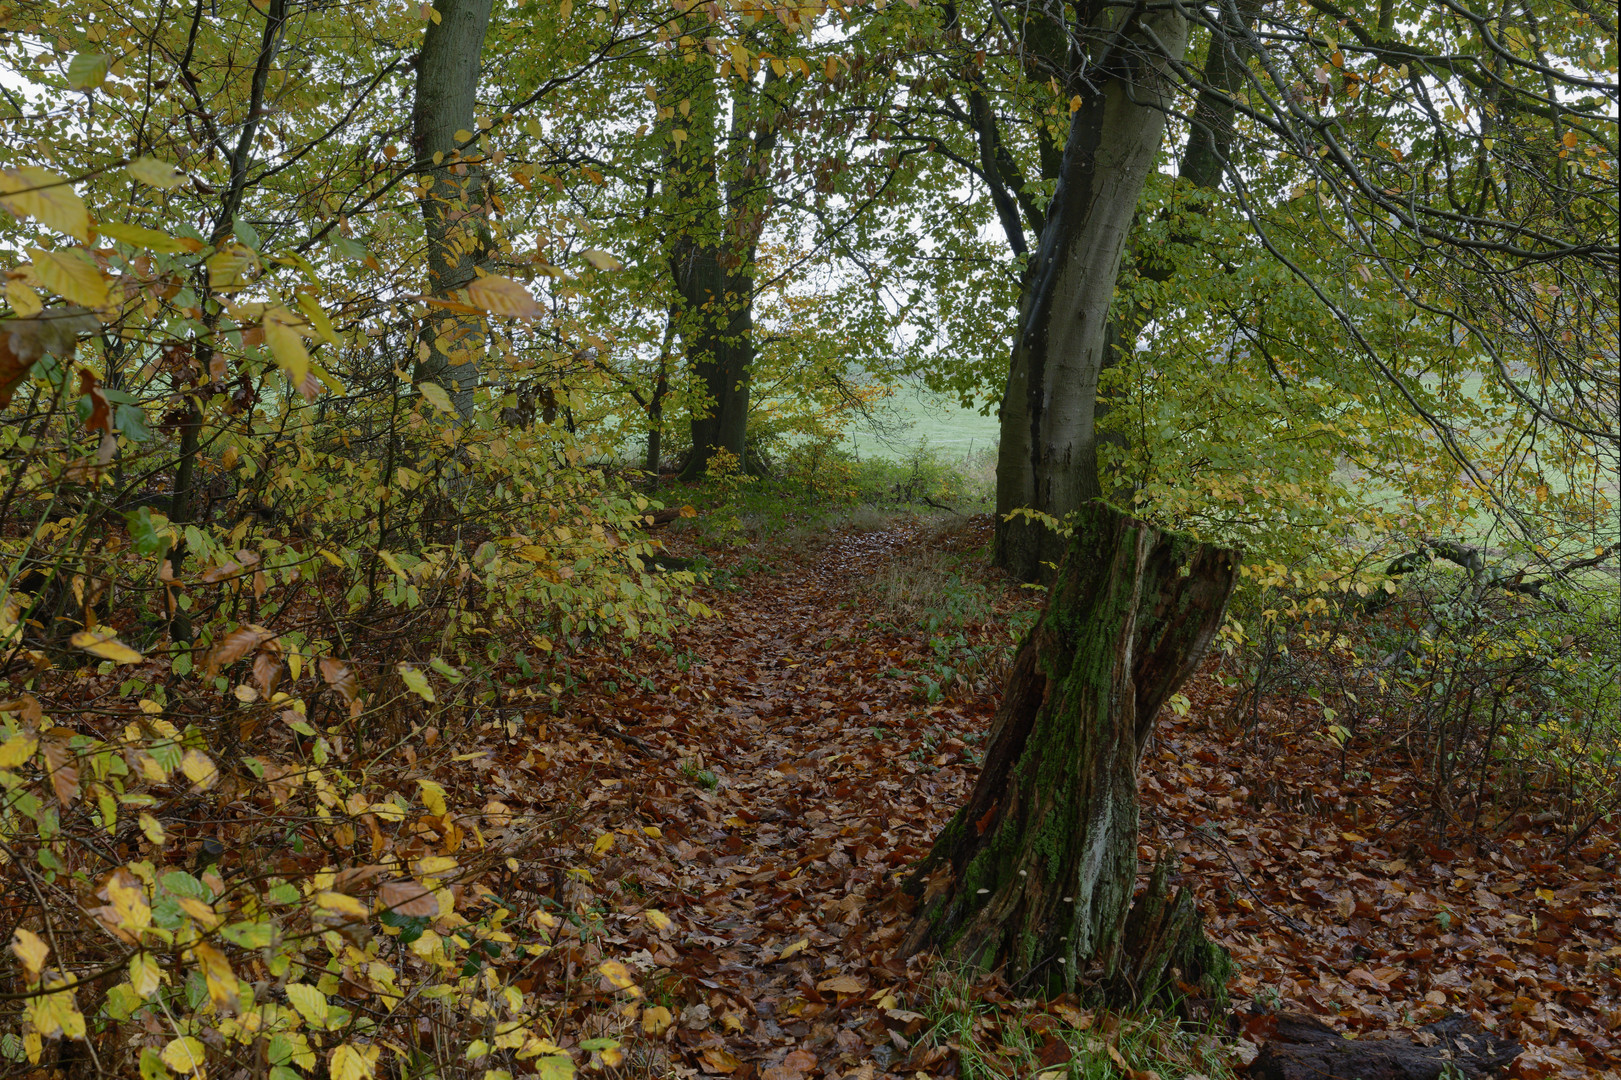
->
xmin=446 ymin=518 xmax=1617 ymax=1078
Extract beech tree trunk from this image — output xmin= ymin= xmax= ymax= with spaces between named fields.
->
xmin=994 ymin=7 xmax=1262 ymax=581
xmin=412 ymin=0 xmax=494 ymax=424
xmin=993 ymin=9 xmax=1189 ymax=581
xmin=903 ymin=502 xmax=1237 ymax=1000
xmin=665 ymin=40 xmax=784 ymax=481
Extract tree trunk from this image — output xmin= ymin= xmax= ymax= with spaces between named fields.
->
xmin=412 ymin=0 xmax=494 ymax=424
xmin=993 ymin=6 xmax=1270 ymax=581
xmin=667 ymin=43 xmax=785 ymax=481
xmin=992 ymin=12 xmax=1190 ymax=582
xmin=903 ymin=501 xmax=1237 ymax=1000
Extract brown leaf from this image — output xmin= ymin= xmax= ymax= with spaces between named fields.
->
xmin=700 ymin=1048 xmax=742 ymax=1074
xmin=321 ymin=657 xmax=358 ymax=703
xmin=377 ymin=879 xmax=439 ymax=917
xmin=203 ymin=624 xmax=275 ymax=676
xmin=42 ymin=736 xmax=79 ymax=806
xmin=815 ymin=974 xmax=865 ymax=995
xmin=252 ymin=651 xmax=283 ymax=697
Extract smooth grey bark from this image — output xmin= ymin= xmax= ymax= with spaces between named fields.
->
xmin=995 ymin=8 xmax=1255 ymax=581
xmin=412 ymin=0 xmax=495 ymax=424
xmin=994 ymin=10 xmax=1191 ymax=582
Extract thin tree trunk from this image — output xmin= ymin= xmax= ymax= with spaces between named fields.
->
xmin=904 ymin=503 xmax=1237 ymax=1000
xmin=412 ymin=0 xmax=495 ymax=424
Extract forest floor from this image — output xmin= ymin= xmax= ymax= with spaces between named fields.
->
xmin=499 ymin=516 xmax=1618 ymax=1080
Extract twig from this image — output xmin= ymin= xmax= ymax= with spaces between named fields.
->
xmin=1190 ymin=824 xmax=1312 ymax=935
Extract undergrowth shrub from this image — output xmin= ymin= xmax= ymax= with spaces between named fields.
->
xmin=1219 ymin=549 xmax=1620 ymax=843
xmin=1 ymin=316 xmax=692 ymax=1076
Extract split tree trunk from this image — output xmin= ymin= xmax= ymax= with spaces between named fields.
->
xmin=903 ymin=502 xmax=1237 ymax=1001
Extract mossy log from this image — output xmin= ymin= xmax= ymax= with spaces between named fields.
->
xmin=902 ymin=503 xmax=1237 ymax=1004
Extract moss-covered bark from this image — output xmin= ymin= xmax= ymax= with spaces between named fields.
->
xmin=903 ymin=503 xmax=1237 ymax=1007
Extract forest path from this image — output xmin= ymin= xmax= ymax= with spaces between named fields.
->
xmin=550 ymin=521 xmax=998 ymax=1078
xmin=532 ymin=521 xmax=1617 ymax=1080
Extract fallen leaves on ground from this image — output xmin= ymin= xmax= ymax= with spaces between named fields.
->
xmin=477 ymin=516 xmax=1615 ymax=1078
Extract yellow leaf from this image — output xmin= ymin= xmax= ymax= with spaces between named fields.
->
xmin=579 ymin=249 xmax=622 ymax=270
xmin=297 ymin=292 xmax=340 ymax=345
xmin=0 ymin=166 xmax=90 ymax=240
xmin=776 ymin=937 xmax=809 ymax=961
xmin=100 ymin=222 xmax=188 ymax=253
xmin=643 ymin=909 xmax=671 ymax=931
xmin=191 ymin=942 xmax=236 ymax=1011
xmin=285 ymin=982 xmax=330 ymax=1027
xmin=397 ymin=661 xmax=437 ymax=701
xmin=418 ymin=778 xmax=448 ymax=817
xmin=11 ymin=928 xmax=49 ymax=977
xmin=598 ymin=959 xmax=635 ymax=990
xmin=180 ymin=749 xmax=218 ymax=790
xmin=7 ymin=279 xmax=43 ymax=316
xmin=642 ymin=1005 xmax=674 ymax=1035
xmin=31 ymin=248 xmax=109 ymax=308
xmin=1562 ymin=131 xmax=1579 ymax=148
xmin=263 ymin=305 xmax=311 ymax=386
xmin=138 ymin=813 xmax=166 ymax=846
xmin=161 ymin=1035 xmax=206 ymax=1075
xmin=466 ymin=274 xmax=541 ymax=319
xmin=207 ymin=243 xmax=257 ymax=291
xmin=127 ymin=157 xmax=187 ymax=189
xmin=416 ymin=381 xmax=454 ymax=415
xmin=71 ymin=629 xmax=141 ymax=664
xmin=176 ymin=896 xmax=219 ymax=929
xmin=592 ymin=832 xmax=614 ymax=855
xmin=317 ymin=891 xmax=370 ymax=919
xmin=108 ymin=871 xmax=152 ymax=934
xmin=0 ymin=732 xmax=38 ymax=768
xmin=128 ymin=952 xmax=162 ymax=997
xmin=331 ymin=1044 xmax=380 ymax=1080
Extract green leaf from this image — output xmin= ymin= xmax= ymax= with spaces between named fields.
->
xmin=219 ymin=920 xmax=274 ymax=948
xmin=397 ymin=663 xmax=436 ymax=702
xmin=124 ymin=506 xmax=173 ymax=557
xmin=139 ymin=1047 xmax=173 ymax=1080
xmin=67 ymin=54 xmax=110 ymax=90
xmin=536 ymin=1056 xmax=574 ymax=1080
xmin=116 ymin=403 xmax=152 ymax=441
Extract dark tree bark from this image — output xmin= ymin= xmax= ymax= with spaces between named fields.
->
xmin=664 ymin=38 xmax=786 ymax=481
xmin=1250 ymin=1012 xmax=1521 ymax=1080
xmin=903 ymin=503 xmax=1237 ymax=999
